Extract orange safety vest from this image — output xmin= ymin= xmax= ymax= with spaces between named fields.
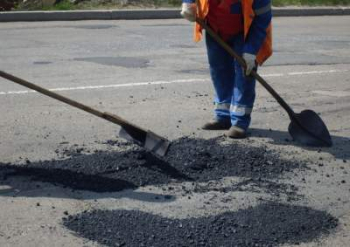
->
xmin=206 ymin=0 xmax=244 ymax=41
xmin=194 ymin=0 xmax=272 ymax=65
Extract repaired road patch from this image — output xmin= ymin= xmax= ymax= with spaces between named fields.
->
xmin=63 ymin=202 xmax=338 ymax=247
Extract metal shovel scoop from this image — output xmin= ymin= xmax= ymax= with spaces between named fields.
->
xmin=196 ymin=19 xmax=332 ymax=147
xmin=0 ymin=70 xmax=171 ymax=156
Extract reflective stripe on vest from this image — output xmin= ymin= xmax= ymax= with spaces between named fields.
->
xmin=194 ymin=0 xmax=272 ymax=65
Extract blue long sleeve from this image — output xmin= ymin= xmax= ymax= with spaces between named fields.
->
xmin=243 ymin=0 xmax=272 ymax=55
xmin=182 ymin=0 xmax=195 ymax=3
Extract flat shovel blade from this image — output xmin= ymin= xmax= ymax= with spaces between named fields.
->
xmin=288 ymin=110 xmax=332 ymax=147
xmin=119 ymin=127 xmax=142 ymax=144
xmin=144 ymin=131 xmax=171 ymax=157
xmin=119 ymin=127 xmax=170 ymax=156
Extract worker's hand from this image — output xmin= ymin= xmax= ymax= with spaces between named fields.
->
xmin=243 ymin=53 xmax=257 ymax=76
xmin=180 ymin=3 xmax=196 ymax=22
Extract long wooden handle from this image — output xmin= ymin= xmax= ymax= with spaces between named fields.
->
xmin=0 ymin=70 xmax=145 ymax=131
xmin=196 ymin=18 xmax=296 ymax=118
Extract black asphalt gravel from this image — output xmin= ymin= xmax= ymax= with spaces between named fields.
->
xmin=0 ymin=137 xmax=303 ymax=196
xmin=63 ymin=202 xmax=338 ymax=247
xmin=0 ymin=137 xmax=338 ymax=246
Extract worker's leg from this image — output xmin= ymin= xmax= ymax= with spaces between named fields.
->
xmin=230 ymin=34 xmax=256 ymax=130
xmin=205 ymin=31 xmax=235 ymax=124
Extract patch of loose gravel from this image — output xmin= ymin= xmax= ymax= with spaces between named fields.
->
xmin=0 ymin=137 xmax=304 ymax=195
xmin=0 ymin=137 xmax=339 ymax=246
xmin=63 ymin=202 xmax=338 ymax=247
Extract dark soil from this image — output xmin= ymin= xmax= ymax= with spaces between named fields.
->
xmin=63 ymin=202 xmax=338 ymax=247
xmin=0 ymin=137 xmax=304 ymax=197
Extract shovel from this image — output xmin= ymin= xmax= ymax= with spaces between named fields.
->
xmin=196 ymin=19 xmax=332 ymax=147
xmin=0 ymin=70 xmax=171 ymax=156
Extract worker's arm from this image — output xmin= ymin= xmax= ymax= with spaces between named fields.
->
xmin=243 ymin=0 xmax=272 ymax=55
xmin=242 ymin=0 xmax=272 ymax=75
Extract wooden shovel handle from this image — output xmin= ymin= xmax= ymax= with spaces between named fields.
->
xmin=0 ymin=70 xmax=145 ymax=131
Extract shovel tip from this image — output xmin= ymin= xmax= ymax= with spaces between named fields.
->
xmin=119 ymin=127 xmax=171 ymax=156
xmin=145 ymin=131 xmax=171 ymax=157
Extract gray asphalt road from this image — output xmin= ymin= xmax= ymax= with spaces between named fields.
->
xmin=0 ymin=16 xmax=349 ymax=247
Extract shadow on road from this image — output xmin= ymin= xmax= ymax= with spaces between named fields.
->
xmin=0 ymin=136 xmax=304 ymax=201
xmin=250 ymin=128 xmax=350 ymax=160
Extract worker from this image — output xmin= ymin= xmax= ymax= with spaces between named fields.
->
xmin=181 ymin=0 xmax=272 ymax=138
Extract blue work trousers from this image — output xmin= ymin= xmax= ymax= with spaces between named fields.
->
xmin=206 ymin=32 xmax=256 ymax=130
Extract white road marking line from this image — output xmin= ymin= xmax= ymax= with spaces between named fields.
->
xmin=0 ymin=69 xmax=348 ymax=96
xmin=0 ymin=78 xmax=209 ymax=96
xmin=262 ymin=73 xmax=284 ymax=77
xmin=287 ymin=69 xmax=347 ymax=76
xmin=3 ymin=90 xmax=36 ymax=95
xmin=312 ymin=90 xmax=350 ymax=97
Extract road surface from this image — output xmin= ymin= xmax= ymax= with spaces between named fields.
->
xmin=0 ymin=16 xmax=349 ymax=247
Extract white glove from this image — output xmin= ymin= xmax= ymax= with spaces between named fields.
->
xmin=243 ymin=53 xmax=257 ymax=76
xmin=180 ymin=3 xmax=196 ymax=22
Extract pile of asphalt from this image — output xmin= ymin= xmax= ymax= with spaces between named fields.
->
xmin=0 ymin=137 xmax=303 ymax=195
xmin=0 ymin=137 xmax=338 ymax=246
xmin=164 ymin=137 xmax=302 ymax=181
xmin=63 ymin=202 xmax=338 ymax=247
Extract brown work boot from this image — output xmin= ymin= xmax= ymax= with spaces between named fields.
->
xmin=225 ymin=126 xmax=247 ymax=139
xmin=202 ymin=120 xmax=231 ymax=130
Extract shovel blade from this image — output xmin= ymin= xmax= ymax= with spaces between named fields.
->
xmin=288 ymin=110 xmax=332 ymax=147
xmin=144 ymin=131 xmax=171 ymax=157
xmin=119 ymin=127 xmax=170 ymax=156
